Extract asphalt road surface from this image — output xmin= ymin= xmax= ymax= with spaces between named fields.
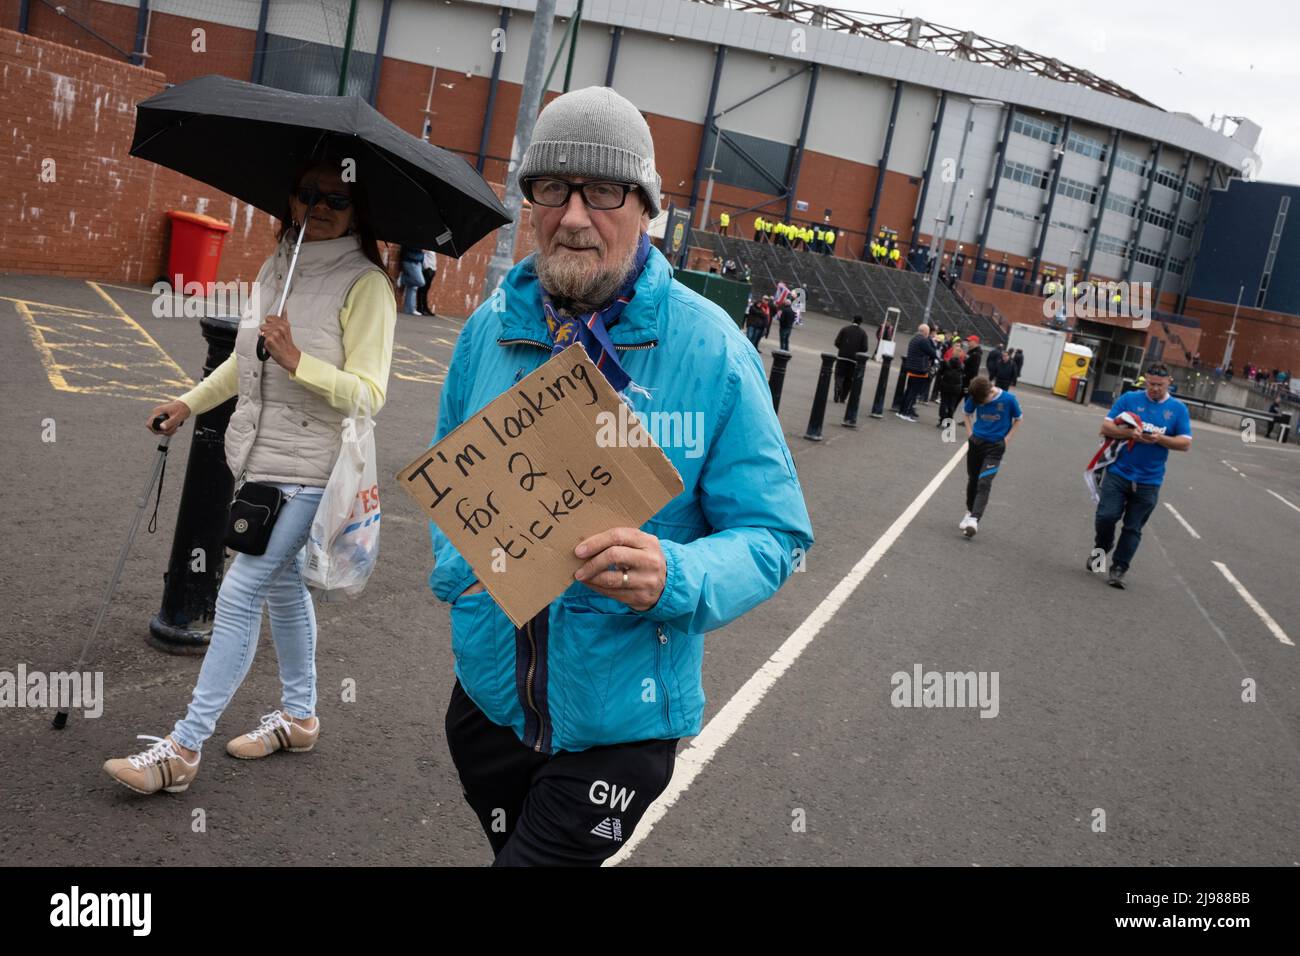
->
xmin=1 ymin=275 xmax=1296 ymax=867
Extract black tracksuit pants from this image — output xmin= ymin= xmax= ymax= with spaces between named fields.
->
xmin=938 ymin=389 xmax=963 ymax=424
xmin=965 ymin=436 xmax=1006 ymax=519
xmin=445 ymin=681 xmax=678 ymax=867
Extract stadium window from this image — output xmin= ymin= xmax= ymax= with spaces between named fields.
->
xmin=1153 ymin=166 xmax=1182 ymax=190
xmin=1167 ymin=257 xmax=1186 ymax=276
xmin=698 ymin=127 xmax=794 ymax=196
xmin=995 ymin=203 xmax=1039 ymax=223
xmin=1104 ymin=192 xmax=1137 ymax=217
xmin=1011 ymin=113 xmax=1061 ymax=146
xmin=1134 ymin=244 xmax=1164 ymax=267
xmin=1184 ymin=181 xmax=1204 ymax=203
xmin=1056 ymin=176 xmax=1098 ymax=204
xmin=1096 ymin=233 xmax=1130 ymax=258
xmin=260 ymin=33 xmax=375 ymax=99
xmin=1002 ymin=160 xmax=1050 ymax=190
xmin=1175 ymin=218 xmax=1195 ymax=239
xmin=1114 ymin=150 xmax=1148 ymax=177
xmin=1049 ymin=219 xmax=1088 ymax=234
xmin=1143 ymin=206 xmax=1174 ymax=230
xmin=1066 ymin=131 xmax=1108 ymax=162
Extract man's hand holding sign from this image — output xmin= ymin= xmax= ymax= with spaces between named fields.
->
xmin=397 ymin=344 xmax=682 ymax=628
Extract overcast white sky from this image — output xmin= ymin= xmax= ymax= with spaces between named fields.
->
xmin=831 ymin=0 xmax=1300 ymax=185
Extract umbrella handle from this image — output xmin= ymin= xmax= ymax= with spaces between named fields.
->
xmin=257 ymin=218 xmax=308 ymax=364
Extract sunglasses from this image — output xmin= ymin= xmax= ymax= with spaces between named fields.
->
xmin=522 ymin=178 xmax=638 ymax=210
xmin=294 ymin=187 xmax=352 ymax=211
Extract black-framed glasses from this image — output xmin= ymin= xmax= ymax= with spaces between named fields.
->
xmin=1145 ymin=364 xmax=1171 ymax=378
xmin=522 ymin=178 xmax=638 ymax=210
xmin=294 ymin=187 xmax=352 ymax=211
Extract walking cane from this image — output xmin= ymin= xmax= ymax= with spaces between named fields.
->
xmin=53 ymin=414 xmax=173 ymax=729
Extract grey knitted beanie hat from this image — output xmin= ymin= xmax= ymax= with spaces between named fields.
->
xmin=517 ymin=86 xmax=662 ymax=218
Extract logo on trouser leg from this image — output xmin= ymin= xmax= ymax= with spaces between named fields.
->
xmin=590 ymin=817 xmax=624 ymax=842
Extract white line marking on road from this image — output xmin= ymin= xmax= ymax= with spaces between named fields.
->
xmin=1212 ymin=562 xmax=1295 ymax=647
xmin=1221 ymin=459 xmax=1240 ymax=474
xmin=608 ymin=441 xmax=971 ymax=865
xmin=1266 ymin=489 xmax=1300 ymax=514
xmin=1162 ymin=502 xmax=1201 ymax=539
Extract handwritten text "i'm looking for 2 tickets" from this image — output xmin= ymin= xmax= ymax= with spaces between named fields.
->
xmin=396 ymin=345 xmax=682 ymax=627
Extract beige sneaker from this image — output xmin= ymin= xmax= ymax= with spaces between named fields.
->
xmin=226 ymin=710 xmax=319 ymax=759
xmin=103 ymin=735 xmax=201 ymax=795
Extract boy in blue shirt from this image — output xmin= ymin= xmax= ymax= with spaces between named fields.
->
xmin=960 ymin=375 xmax=1024 ymax=537
xmin=1092 ymin=363 xmax=1192 ymax=588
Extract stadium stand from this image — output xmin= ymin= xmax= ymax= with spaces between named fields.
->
xmin=688 ymin=231 xmax=1007 ymax=345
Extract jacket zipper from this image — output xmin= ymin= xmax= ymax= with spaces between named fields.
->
xmin=655 ymin=626 xmax=670 ymax=728
xmin=497 ymin=337 xmax=658 ymax=352
xmin=524 ymin=619 xmax=546 ymax=752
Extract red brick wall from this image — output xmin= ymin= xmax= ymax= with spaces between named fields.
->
xmin=0 ymin=27 xmax=278 ymax=285
xmin=0 ymin=24 xmax=532 ymax=315
xmin=1182 ymin=298 xmax=1300 ymax=374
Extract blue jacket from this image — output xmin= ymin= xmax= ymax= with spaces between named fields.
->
xmin=428 ymin=244 xmax=814 ymax=752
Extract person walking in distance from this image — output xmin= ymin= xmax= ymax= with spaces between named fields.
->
xmin=832 ymin=314 xmax=870 ymax=402
xmin=1090 ymin=363 xmax=1192 ymax=588
xmin=777 ymin=296 xmax=798 ymax=352
xmin=962 ymin=336 xmax=982 ymax=393
xmin=896 ymin=322 xmax=938 ymax=422
xmin=419 ymin=248 xmax=437 ymax=317
xmin=959 ymin=375 xmax=1023 ymax=537
xmin=744 ymin=297 xmax=768 ymax=351
xmin=398 ymin=243 xmax=426 ymax=315
xmin=936 ymin=345 xmax=966 ymax=427
xmin=991 ymin=347 xmax=1016 ymax=391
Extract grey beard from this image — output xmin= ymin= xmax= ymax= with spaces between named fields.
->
xmin=536 ymin=240 xmax=639 ymax=313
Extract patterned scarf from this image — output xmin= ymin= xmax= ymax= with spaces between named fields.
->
xmin=516 ymin=232 xmax=653 ymax=754
xmin=541 ymin=232 xmax=651 ymax=398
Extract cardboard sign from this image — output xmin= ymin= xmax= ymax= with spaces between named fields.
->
xmin=397 ymin=344 xmax=684 ymax=627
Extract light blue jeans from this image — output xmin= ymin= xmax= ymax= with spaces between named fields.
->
xmin=172 ymin=484 xmax=324 ymax=752
xmin=399 ymin=260 xmax=424 ymax=314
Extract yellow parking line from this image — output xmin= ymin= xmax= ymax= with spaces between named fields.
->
xmin=15 ymin=301 xmax=71 ymax=391
xmin=86 ymin=281 xmax=193 ymax=387
xmin=6 ymin=284 xmax=194 ymax=400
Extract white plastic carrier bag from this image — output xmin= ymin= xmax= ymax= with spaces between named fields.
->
xmin=303 ymin=402 xmax=380 ymax=599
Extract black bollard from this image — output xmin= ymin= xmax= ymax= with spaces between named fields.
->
xmin=870 ymin=352 xmax=894 ymax=419
xmin=841 ymin=352 xmax=869 ymax=427
xmin=891 ymin=358 xmax=908 ymax=411
xmin=804 ymin=353 xmax=837 ymax=441
xmin=149 ymin=314 xmax=239 ymax=655
xmin=768 ymin=349 xmax=793 ymax=413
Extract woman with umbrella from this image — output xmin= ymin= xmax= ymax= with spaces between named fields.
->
xmin=103 ymin=143 xmax=398 ymax=794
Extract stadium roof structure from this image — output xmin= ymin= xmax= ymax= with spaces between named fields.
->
xmin=704 ymin=0 xmax=1159 ymax=108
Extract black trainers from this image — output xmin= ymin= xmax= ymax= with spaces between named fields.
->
xmin=1107 ymin=565 xmax=1128 ymax=589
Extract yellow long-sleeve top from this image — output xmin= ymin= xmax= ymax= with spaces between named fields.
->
xmin=177 ymin=271 xmax=396 ymax=417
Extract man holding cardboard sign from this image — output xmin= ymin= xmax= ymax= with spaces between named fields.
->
xmin=420 ymin=87 xmax=813 ymax=866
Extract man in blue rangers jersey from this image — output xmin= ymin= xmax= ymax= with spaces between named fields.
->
xmin=959 ymin=375 xmax=1024 ymax=538
xmin=1091 ymin=363 xmax=1192 ymax=589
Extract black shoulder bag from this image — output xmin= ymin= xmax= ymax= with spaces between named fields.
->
xmin=224 ymin=336 xmax=284 ymax=556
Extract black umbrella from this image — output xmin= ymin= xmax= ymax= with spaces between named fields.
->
xmin=131 ymin=74 xmax=510 ymax=257
xmin=132 ymin=75 xmax=511 ymax=358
